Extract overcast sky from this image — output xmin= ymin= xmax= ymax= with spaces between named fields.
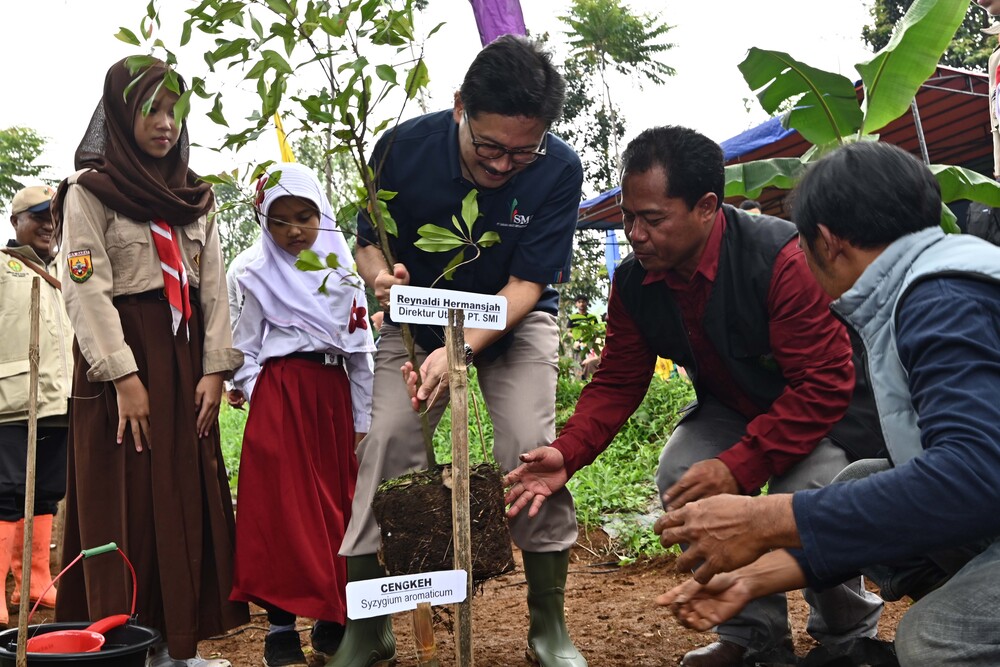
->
xmin=0 ymin=0 xmax=875 ymax=199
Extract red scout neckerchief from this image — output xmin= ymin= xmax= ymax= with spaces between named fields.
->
xmin=149 ymin=219 xmax=191 ymax=337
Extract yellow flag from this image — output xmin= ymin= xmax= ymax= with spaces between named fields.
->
xmin=274 ymin=113 xmax=296 ymax=163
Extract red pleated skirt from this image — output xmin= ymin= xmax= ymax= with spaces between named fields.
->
xmin=230 ymin=356 xmax=358 ymax=622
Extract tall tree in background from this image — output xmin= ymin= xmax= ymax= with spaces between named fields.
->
xmin=0 ymin=127 xmax=49 ymax=205
xmin=559 ymin=0 xmax=675 ymax=192
xmin=553 ymin=0 xmax=675 ymax=320
xmin=213 ymin=181 xmax=259 ymax=267
xmin=863 ymin=0 xmax=994 ymax=71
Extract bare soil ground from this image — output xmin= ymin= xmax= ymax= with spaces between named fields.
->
xmin=5 ymin=533 xmax=907 ymax=666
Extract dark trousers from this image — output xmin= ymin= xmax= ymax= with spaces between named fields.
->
xmin=0 ymin=423 xmax=67 ymax=521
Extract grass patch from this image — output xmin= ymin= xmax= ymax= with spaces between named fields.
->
xmin=219 ymin=403 xmax=248 ymax=489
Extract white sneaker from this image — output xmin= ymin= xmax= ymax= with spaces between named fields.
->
xmin=146 ymin=643 xmax=231 ymax=667
xmin=180 ymin=658 xmax=231 ymax=667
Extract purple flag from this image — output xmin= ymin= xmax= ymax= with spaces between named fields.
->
xmin=468 ymin=0 xmax=526 ymax=46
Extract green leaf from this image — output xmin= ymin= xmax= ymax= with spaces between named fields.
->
xmin=441 ymin=249 xmax=466 ymax=280
xmin=460 ymin=188 xmax=479 ymax=233
xmin=415 ymin=223 xmax=467 ymax=252
xmin=739 ymin=48 xmax=862 ymax=145
xmin=251 ymin=15 xmax=264 ymax=40
xmin=376 ymin=189 xmax=397 ymax=201
xmin=199 ymin=174 xmax=228 ymax=185
xmin=336 ymin=202 xmax=360 ymax=229
xmin=318 ymin=272 xmax=331 ymax=294
xmin=319 ymin=16 xmax=348 ymax=37
xmin=324 ymin=252 xmax=342 ymax=270
xmin=295 ymin=248 xmax=325 ymax=271
xmin=929 ymin=163 xmax=1000 ymax=207
xmin=115 ymin=27 xmax=142 ymax=46
xmin=427 ymin=21 xmax=446 ymax=39
xmin=376 ymin=201 xmax=397 ymax=236
xmin=124 ymin=54 xmax=157 ymax=76
xmin=404 ymin=59 xmax=430 ymax=100
xmin=476 ymin=231 xmax=501 ymax=247
xmin=140 ymin=79 xmax=165 ymax=117
xmin=264 ymin=0 xmax=294 ymax=19
xmin=375 ymin=64 xmax=397 ymax=85
xmin=857 ymin=0 xmax=968 ymax=135
xmin=162 ymin=69 xmax=182 ymax=95
xmin=122 ymin=70 xmax=148 ymax=103
xmin=262 ymin=49 xmax=294 ymax=75
xmin=250 ymin=160 xmax=277 ymax=182
xmin=207 ymin=95 xmax=228 ymax=126
xmin=939 ymin=204 xmax=960 ymax=234
xmin=181 ymin=19 xmax=193 ymax=46
xmin=173 ymin=90 xmax=193 ymax=125
xmin=724 ymin=158 xmax=806 ymax=199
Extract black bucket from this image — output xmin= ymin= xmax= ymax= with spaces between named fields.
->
xmin=0 ymin=622 xmax=160 ymax=667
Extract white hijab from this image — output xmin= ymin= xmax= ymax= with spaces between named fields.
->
xmin=238 ymin=162 xmax=376 ymax=354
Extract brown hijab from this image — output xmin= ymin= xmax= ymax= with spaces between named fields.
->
xmin=55 ymin=57 xmax=213 ymax=228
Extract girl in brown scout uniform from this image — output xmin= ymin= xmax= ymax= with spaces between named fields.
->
xmin=52 ymin=57 xmax=248 ymax=666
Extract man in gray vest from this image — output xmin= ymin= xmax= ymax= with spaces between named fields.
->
xmin=505 ymin=126 xmax=883 ymax=666
xmin=657 ymin=141 xmax=1000 ymax=666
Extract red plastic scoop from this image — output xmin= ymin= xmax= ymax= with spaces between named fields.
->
xmin=25 ymin=614 xmax=131 ymax=654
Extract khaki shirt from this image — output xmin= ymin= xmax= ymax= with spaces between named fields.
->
xmin=0 ymin=245 xmax=74 ymax=424
xmin=61 ymin=176 xmax=241 ymax=382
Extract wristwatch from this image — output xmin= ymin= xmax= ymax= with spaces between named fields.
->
xmin=464 ymin=343 xmax=474 ymax=367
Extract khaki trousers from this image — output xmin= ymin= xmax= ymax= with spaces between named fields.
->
xmin=341 ymin=312 xmax=578 ymax=556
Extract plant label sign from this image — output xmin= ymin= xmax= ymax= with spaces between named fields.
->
xmin=390 ymin=285 xmax=507 ymax=330
xmin=346 ymin=569 xmax=469 ymax=619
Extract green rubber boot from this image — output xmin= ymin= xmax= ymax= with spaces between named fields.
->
xmin=522 ymin=550 xmax=588 ymax=667
xmin=325 ymin=555 xmax=397 ymax=667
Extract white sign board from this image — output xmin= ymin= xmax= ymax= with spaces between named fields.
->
xmin=390 ymin=285 xmax=507 ymax=331
xmin=346 ymin=569 xmax=468 ymax=619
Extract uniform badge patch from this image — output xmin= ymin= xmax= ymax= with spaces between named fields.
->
xmin=67 ymin=250 xmax=94 ymax=283
xmin=6 ymin=259 xmax=22 ymax=273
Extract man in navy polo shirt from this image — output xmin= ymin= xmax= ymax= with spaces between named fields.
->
xmin=330 ymin=35 xmax=585 ymax=667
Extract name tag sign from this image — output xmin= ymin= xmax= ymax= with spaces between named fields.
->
xmin=346 ymin=569 xmax=468 ymax=619
xmin=390 ymin=285 xmax=507 ymax=331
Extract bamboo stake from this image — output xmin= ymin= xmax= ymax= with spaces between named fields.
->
xmin=16 ymin=278 xmax=41 ymax=667
xmin=446 ymin=309 xmax=472 ymax=667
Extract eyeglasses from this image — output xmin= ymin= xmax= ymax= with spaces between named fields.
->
xmin=464 ymin=112 xmax=548 ymax=165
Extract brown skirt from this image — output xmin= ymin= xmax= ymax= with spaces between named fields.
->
xmin=55 ymin=292 xmax=249 ymax=659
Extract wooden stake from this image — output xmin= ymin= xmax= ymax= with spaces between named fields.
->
xmin=445 ymin=309 xmax=472 ymax=667
xmin=17 ymin=278 xmax=41 ymax=667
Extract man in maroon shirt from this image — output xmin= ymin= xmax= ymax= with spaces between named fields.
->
xmin=505 ymin=126 xmax=882 ymax=667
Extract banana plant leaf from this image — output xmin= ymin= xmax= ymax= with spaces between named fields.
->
xmin=930 ymin=163 xmax=1000 ymax=207
xmin=738 ymin=48 xmax=862 ymax=146
xmin=857 ymin=0 xmax=968 ymax=135
xmin=724 ymin=158 xmax=806 ymax=199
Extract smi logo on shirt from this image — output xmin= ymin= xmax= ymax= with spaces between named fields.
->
xmin=498 ymin=198 xmax=532 ymax=228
